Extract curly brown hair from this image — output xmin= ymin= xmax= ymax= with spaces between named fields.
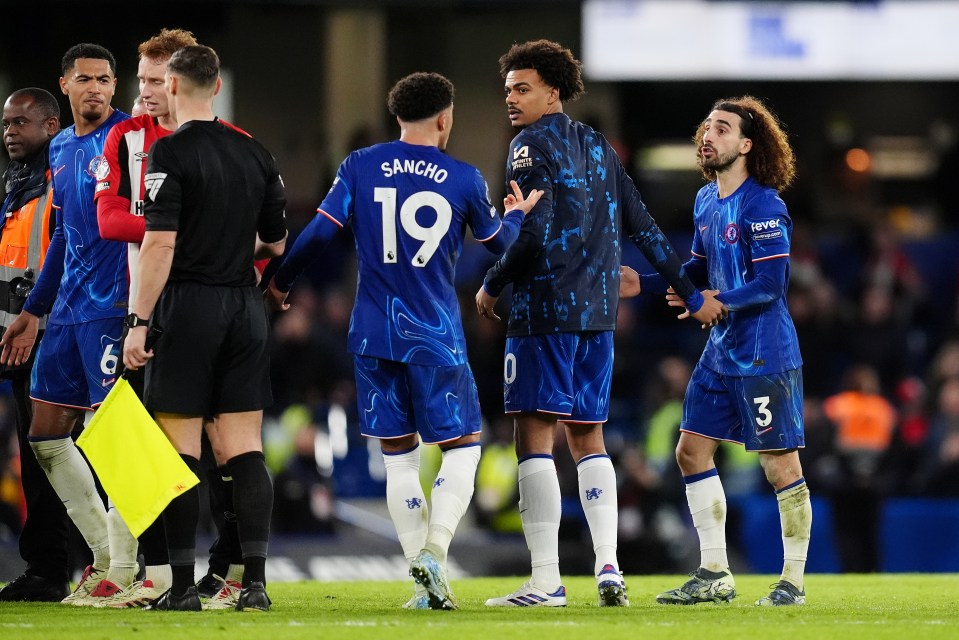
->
xmin=138 ymin=28 xmax=197 ymax=61
xmin=499 ymin=40 xmax=584 ymax=103
xmin=693 ymin=95 xmax=796 ymax=192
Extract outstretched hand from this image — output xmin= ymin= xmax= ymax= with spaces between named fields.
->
xmin=503 ymin=180 xmax=543 ymax=216
xmin=666 ymin=287 xmax=728 ymax=329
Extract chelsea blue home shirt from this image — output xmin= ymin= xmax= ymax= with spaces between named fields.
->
xmin=646 ymin=176 xmax=803 ymax=377
xmin=273 ymin=140 xmax=522 ymax=367
xmin=24 ymin=110 xmax=130 ymax=324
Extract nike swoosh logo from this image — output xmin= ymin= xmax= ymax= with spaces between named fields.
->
xmin=699 ymin=225 xmax=709 ymax=232
xmin=53 ymin=165 xmax=67 ymax=177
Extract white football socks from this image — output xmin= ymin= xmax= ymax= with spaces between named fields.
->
xmin=383 ymin=445 xmax=428 ymax=565
xmin=144 ymin=564 xmax=172 ymax=592
xmin=518 ymin=456 xmax=562 ymax=590
xmin=777 ymin=479 xmax=812 ymax=590
xmin=425 ymin=444 xmax=481 ymax=563
xmin=106 ymin=502 xmax=139 ymax=587
xmin=577 ymin=454 xmax=620 ymax=575
xmin=225 ymin=563 xmax=244 ymax=584
xmin=685 ymin=472 xmax=729 ymax=572
xmin=30 ymin=436 xmax=110 ymax=570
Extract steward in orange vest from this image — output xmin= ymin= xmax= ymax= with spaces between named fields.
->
xmin=0 ymin=87 xmax=73 ymax=604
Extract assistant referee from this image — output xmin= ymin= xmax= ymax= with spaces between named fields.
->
xmin=122 ymin=45 xmax=287 ymax=612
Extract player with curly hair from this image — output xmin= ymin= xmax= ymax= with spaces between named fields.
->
xmin=622 ymin=96 xmax=810 ymax=607
xmin=478 ymin=40 xmax=725 ymax=609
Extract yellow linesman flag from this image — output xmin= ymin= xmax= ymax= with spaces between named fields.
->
xmin=77 ymin=377 xmax=200 ymax=538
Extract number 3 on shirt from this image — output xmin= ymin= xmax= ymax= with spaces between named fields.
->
xmin=374 ymin=187 xmax=452 ymax=267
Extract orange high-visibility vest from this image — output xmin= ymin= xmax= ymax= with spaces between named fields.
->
xmin=0 ymin=170 xmax=53 ymax=329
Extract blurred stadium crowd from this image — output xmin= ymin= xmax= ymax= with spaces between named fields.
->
xmin=3 ymin=136 xmax=959 ymax=579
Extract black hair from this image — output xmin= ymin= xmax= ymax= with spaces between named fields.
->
xmin=387 ymin=72 xmax=454 ymax=122
xmin=498 ymin=39 xmax=584 ymax=102
xmin=61 ymin=43 xmax=116 ymax=76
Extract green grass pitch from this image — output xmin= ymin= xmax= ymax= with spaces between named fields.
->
xmin=2 ymin=574 xmax=958 ymax=640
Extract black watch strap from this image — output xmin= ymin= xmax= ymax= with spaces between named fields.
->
xmin=125 ymin=313 xmax=149 ymax=328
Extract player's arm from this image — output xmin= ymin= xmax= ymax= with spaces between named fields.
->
xmin=266 ymin=207 xmax=339 ymax=311
xmin=716 ymin=258 xmax=788 ymax=309
xmin=129 ymin=230 xmax=174 ymax=322
xmin=124 ymin=141 xmax=178 ymax=370
xmin=255 ymin=233 xmax=287 ymax=260
xmin=481 ymin=145 xmax=552 ymax=297
xmin=255 ymin=155 xmax=288 ymax=260
xmin=630 ymin=190 xmax=714 ymax=301
xmin=266 ymin=163 xmax=351 ymax=311
xmin=21 ymin=203 xmax=64 ymax=318
xmin=631 ymin=251 xmax=709 ymax=298
xmin=124 ymin=229 xmax=174 ymax=371
xmin=716 ymin=211 xmax=792 ymax=310
xmin=97 ymin=196 xmax=145 ymax=242
xmin=620 ymin=174 xmax=704 ymax=312
xmin=95 ymin=127 xmax=145 ymax=242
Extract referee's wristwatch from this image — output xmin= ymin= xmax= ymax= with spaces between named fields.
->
xmin=124 ymin=313 xmax=149 ymax=329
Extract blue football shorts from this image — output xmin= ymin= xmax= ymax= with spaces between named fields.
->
xmin=353 ymin=354 xmax=481 ymax=445
xmin=680 ymin=362 xmax=805 ymax=452
xmin=30 ymin=317 xmax=125 ymax=409
xmin=503 ymin=331 xmax=613 ymax=423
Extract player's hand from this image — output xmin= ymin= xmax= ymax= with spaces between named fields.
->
xmin=666 ymin=287 xmax=728 ymax=329
xmin=264 ymin=278 xmax=290 ymax=312
xmin=475 ymin=286 xmax=501 ymax=321
xmin=122 ymin=326 xmax=152 ymax=371
xmin=0 ymin=311 xmax=40 ymax=366
xmin=619 ymin=265 xmax=641 ymax=298
xmin=503 ymin=180 xmax=543 ymax=216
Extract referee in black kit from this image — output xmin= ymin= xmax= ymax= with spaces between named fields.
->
xmin=122 ymin=45 xmax=287 ymax=612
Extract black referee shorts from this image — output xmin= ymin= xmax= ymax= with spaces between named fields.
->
xmin=145 ymin=282 xmax=272 ymax=416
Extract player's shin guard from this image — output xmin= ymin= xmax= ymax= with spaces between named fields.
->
xmin=684 ymin=469 xmax=728 ymax=572
xmin=577 ymin=454 xmax=619 ymax=574
xmin=29 ymin=435 xmax=110 ymax=570
xmin=163 ymin=454 xmax=201 ymax=595
xmin=518 ymin=455 xmax=562 ymax=590
xmin=426 ymin=443 xmax=481 ymax=561
xmin=227 ymin=451 xmax=272 ymax=587
xmin=383 ymin=444 xmax=428 ymax=564
xmin=776 ymin=478 xmax=811 ymax=590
